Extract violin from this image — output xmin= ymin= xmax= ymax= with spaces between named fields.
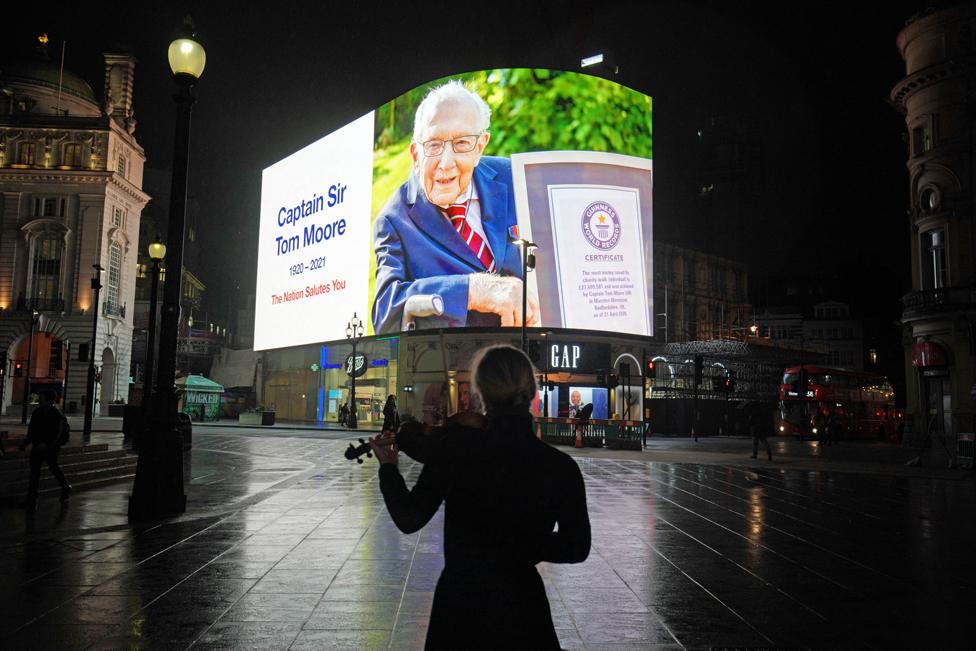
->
xmin=343 ymin=412 xmax=487 ymax=464
xmin=343 ymin=433 xmax=395 ymax=464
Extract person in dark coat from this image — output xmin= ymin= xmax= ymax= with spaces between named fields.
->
xmin=382 ymin=394 xmax=399 ymax=433
xmin=749 ymin=406 xmax=773 ymax=461
xmin=20 ymin=389 xmax=71 ymax=508
xmin=370 ymin=345 xmax=591 ymax=650
xmin=338 ymin=403 xmax=349 ymax=427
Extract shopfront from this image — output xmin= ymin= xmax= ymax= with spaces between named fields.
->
xmin=395 ymin=329 xmax=650 ymax=427
xmin=261 ymin=337 xmax=399 ymax=426
xmin=259 ymin=329 xmax=650 ymax=428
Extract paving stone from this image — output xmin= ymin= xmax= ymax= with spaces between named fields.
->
xmin=2 ymin=429 xmax=974 ymax=649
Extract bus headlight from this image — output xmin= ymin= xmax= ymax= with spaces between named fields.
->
xmin=779 ymin=425 xmax=785 ymax=432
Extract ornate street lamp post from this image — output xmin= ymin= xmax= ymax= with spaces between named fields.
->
xmin=129 ymin=17 xmax=205 ymax=520
xmin=20 ymin=308 xmax=39 ymax=424
xmin=346 ymin=313 xmax=364 ymax=429
xmin=508 ymin=236 xmax=537 ymax=352
xmin=83 ymin=265 xmax=103 ymax=443
xmin=140 ymin=241 xmax=166 ymax=416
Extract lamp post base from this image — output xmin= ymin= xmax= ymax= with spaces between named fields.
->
xmin=128 ymin=397 xmax=187 ymax=521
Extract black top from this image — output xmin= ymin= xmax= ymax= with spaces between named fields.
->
xmin=378 ymin=413 xmax=591 ymax=569
xmin=25 ymin=404 xmax=65 ymax=447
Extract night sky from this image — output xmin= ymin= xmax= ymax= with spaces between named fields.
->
xmin=3 ymin=0 xmax=925 ymax=326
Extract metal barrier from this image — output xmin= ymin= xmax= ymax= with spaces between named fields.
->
xmin=536 ymin=418 xmax=643 ymax=451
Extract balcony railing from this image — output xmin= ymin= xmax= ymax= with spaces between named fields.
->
xmin=902 ymin=287 xmax=975 ymax=311
xmin=102 ymin=302 xmax=126 ymax=318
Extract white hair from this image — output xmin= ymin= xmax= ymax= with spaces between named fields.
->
xmin=412 ymin=80 xmax=491 ymax=142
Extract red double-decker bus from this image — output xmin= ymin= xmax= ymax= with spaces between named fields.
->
xmin=777 ymin=366 xmax=899 ymax=441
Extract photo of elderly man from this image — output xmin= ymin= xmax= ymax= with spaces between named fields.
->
xmin=371 ymin=80 xmax=540 ymax=334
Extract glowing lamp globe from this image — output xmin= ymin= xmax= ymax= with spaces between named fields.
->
xmin=148 ymin=242 xmax=167 ymax=261
xmin=168 ymin=35 xmax=206 ymax=79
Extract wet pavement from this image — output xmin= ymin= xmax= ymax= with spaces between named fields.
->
xmin=1 ymin=427 xmax=974 ymax=650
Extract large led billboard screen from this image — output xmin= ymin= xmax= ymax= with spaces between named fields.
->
xmin=255 ymin=69 xmax=653 ymax=351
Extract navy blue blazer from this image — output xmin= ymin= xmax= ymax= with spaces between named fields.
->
xmin=371 ymin=156 xmax=522 ymax=334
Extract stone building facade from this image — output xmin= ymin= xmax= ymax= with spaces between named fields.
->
xmin=0 ymin=41 xmax=148 ymax=414
xmin=892 ymin=4 xmax=976 ymax=445
xmin=653 ymin=241 xmax=752 ymax=342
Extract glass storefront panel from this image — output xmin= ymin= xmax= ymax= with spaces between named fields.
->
xmin=261 ymin=337 xmax=399 ymax=425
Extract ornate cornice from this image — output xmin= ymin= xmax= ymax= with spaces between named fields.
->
xmin=890 ymin=59 xmax=970 ymax=111
xmin=0 ymin=168 xmax=150 ymax=204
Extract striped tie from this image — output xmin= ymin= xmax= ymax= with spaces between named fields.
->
xmin=447 ymin=200 xmax=495 ymax=272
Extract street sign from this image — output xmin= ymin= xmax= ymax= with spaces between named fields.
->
xmin=345 ymin=353 xmax=368 ymax=378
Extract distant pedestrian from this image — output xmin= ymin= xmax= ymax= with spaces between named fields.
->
xmin=369 ymin=345 xmax=590 ymax=649
xmin=382 ymin=394 xmax=399 ymax=434
xmin=338 ymin=403 xmax=349 ymax=427
xmin=749 ymin=408 xmax=772 ymax=461
xmin=822 ymin=408 xmax=835 ymax=447
xmin=19 ymin=389 xmax=72 ymax=509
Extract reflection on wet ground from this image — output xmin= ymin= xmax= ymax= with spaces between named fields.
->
xmin=1 ymin=431 xmax=974 ymax=649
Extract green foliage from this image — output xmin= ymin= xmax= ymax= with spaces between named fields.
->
xmin=366 ymin=69 xmax=653 ymax=333
xmin=372 ymin=68 xmax=653 ymax=159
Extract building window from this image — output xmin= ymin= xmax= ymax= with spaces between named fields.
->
xmin=106 ymin=242 xmax=122 ymax=312
xmin=43 ymin=198 xmax=58 ymax=216
xmin=18 ymin=142 xmax=35 ymax=166
xmin=922 ymin=229 xmax=948 ymax=289
xmin=112 ymin=206 xmax=123 ymax=227
xmin=117 ymin=154 xmax=126 ymax=178
xmin=63 ymin=143 xmax=82 ymax=167
xmin=30 ymin=235 xmax=63 ymax=306
xmin=912 ymin=124 xmax=933 ymax=156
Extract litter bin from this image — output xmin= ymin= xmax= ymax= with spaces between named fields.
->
xmin=122 ymin=405 xmax=144 ymax=444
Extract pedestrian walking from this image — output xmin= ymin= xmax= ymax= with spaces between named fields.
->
xmin=19 ymin=389 xmax=72 ymax=509
xmin=749 ymin=407 xmax=773 ymax=461
xmin=369 ymin=345 xmax=591 ymax=649
xmin=382 ymin=394 xmax=399 ymax=434
xmin=338 ymin=402 xmax=349 ymax=427
xmin=822 ymin=408 xmax=835 ymax=447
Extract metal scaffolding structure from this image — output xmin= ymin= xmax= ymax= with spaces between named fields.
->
xmin=650 ymin=339 xmax=827 ymax=402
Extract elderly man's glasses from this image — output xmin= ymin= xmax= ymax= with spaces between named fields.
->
xmin=420 ymin=134 xmax=481 ymax=157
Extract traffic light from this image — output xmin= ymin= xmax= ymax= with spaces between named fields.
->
xmin=78 ymin=343 xmax=89 ymax=362
xmin=724 ymin=369 xmax=736 ymax=394
xmin=798 ymin=367 xmax=809 ymax=397
xmin=13 ymin=361 xmax=24 ymax=376
xmin=607 ymin=373 xmax=619 ymax=388
xmin=94 ymin=369 xmax=101 ymax=384
xmin=0 ymin=350 xmax=6 ymax=368
xmin=646 ymin=358 xmax=657 ymax=379
xmin=693 ymin=355 xmax=703 ymax=386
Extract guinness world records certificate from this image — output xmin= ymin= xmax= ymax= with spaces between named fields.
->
xmin=510 ymin=151 xmax=654 ymax=336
